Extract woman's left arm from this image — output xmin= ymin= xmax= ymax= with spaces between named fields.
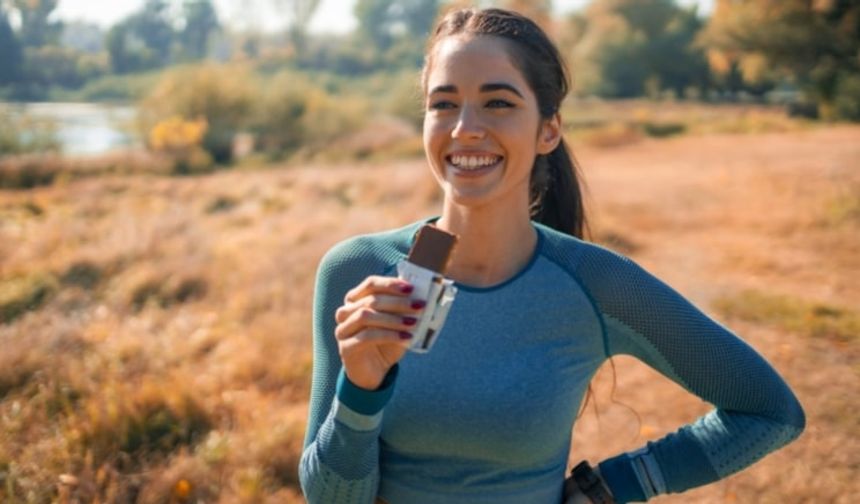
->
xmin=572 ymin=246 xmax=805 ymax=503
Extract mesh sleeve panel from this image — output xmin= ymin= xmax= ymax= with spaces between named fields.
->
xmin=299 ymin=234 xmax=406 ymax=503
xmin=540 ymin=229 xmax=805 ymax=498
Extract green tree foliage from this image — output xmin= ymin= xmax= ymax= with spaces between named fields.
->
xmin=107 ymin=0 xmax=174 ymax=74
xmin=22 ymin=46 xmax=105 ymax=90
xmin=704 ymin=0 xmax=860 ymax=120
xmin=566 ymin=0 xmax=709 ymax=98
xmin=0 ymin=9 xmax=23 ymax=86
xmin=179 ymin=0 xmax=221 ymax=60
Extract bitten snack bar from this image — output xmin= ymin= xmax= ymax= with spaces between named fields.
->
xmin=397 ymin=225 xmax=459 ymax=353
xmin=407 ymin=225 xmax=458 ymax=274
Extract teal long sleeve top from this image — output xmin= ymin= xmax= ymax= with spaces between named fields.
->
xmin=299 ymin=219 xmax=805 ymax=503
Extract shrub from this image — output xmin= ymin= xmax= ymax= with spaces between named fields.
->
xmin=74 ymin=71 xmax=161 ymax=102
xmin=0 ymin=108 xmax=61 ymax=156
xmin=640 ymin=121 xmax=686 ymax=138
xmin=139 ymin=64 xmax=255 ymax=163
xmin=74 ymin=380 xmax=213 ymax=466
xmin=714 ymin=290 xmax=860 ymax=344
xmin=0 ymin=156 xmax=61 ymax=188
xmin=123 ymin=270 xmax=208 ymax=312
xmin=0 ymin=272 xmax=58 ymax=324
xmin=253 ymin=70 xmax=370 ymax=159
xmin=61 ymin=261 xmax=105 ymax=290
xmin=148 ymin=115 xmax=213 ymax=174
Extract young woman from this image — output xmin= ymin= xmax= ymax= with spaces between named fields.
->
xmin=299 ymin=8 xmax=804 ymax=504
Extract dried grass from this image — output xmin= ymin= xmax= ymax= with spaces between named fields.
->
xmin=0 ymin=117 xmax=857 ymax=501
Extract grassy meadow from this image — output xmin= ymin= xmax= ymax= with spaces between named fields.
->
xmin=1 ymin=102 xmax=858 ymax=502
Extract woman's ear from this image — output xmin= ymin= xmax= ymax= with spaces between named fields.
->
xmin=537 ymin=113 xmax=562 ymax=155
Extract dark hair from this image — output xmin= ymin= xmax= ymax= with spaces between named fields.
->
xmin=422 ymin=8 xmax=589 ymax=239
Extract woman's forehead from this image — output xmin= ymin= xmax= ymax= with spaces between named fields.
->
xmin=426 ymin=35 xmax=527 ymax=88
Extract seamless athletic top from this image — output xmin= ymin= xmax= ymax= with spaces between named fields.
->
xmin=299 ymin=219 xmax=805 ymax=503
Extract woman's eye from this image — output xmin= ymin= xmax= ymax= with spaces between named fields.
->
xmin=486 ymin=99 xmax=514 ymax=108
xmin=428 ymin=101 xmax=456 ymax=110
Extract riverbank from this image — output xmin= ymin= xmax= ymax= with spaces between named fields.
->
xmin=1 ymin=102 xmax=139 ymax=157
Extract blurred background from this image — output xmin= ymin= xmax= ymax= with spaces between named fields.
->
xmin=1 ymin=0 xmax=858 ymax=503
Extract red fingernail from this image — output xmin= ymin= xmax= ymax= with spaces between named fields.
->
xmin=400 ymin=284 xmax=414 ymax=294
xmin=402 ymin=316 xmax=417 ymax=326
xmin=411 ymin=300 xmax=426 ymax=309
xmin=399 ymin=331 xmax=413 ymax=340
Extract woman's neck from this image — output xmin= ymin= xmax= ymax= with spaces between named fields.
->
xmin=436 ymin=202 xmax=537 ymax=288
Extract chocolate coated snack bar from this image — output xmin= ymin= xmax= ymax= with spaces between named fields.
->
xmin=407 ymin=225 xmax=457 ymax=274
xmin=397 ymin=225 xmax=459 ymax=353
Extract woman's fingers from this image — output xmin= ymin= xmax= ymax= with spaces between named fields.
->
xmin=335 ymin=306 xmax=418 ymax=341
xmin=344 ymin=275 xmax=413 ymax=304
xmin=335 ymin=293 xmax=424 ymax=323
xmin=340 ymin=328 xmax=413 ymax=347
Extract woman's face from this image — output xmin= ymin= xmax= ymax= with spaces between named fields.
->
xmin=422 ymin=35 xmax=560 ymax=211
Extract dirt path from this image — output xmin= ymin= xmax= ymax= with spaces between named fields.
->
xmin=569 ymin=127 xmax=860 ymax=503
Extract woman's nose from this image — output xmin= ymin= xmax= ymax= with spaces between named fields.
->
xmin=451 ymin=106 xmax=485 ymax=141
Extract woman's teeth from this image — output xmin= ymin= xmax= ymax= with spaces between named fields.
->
xmin=448 ymin=155 xmax=501 ymax=170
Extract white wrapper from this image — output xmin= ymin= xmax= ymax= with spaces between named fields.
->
xmin=396 ymin=260 xmax=458 ymax=353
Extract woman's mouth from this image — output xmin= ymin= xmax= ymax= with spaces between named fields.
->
xmin=445 ymin=154 xmax=504 ymax=176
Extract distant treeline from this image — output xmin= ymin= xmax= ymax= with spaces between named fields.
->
xmin=1 ymin=0 xmax=858 ymax=120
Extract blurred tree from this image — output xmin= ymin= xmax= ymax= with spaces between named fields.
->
xmin=0 ymin=8 xmax=23 ymax=85
xmin=8 ymin=0 xmax=61 ymax=47
xmin=354 ymin=0 xmax=439 ymax=67
xmin=22 ymin=45 xmax=101 ymax=89
xmin=704 ymin=0 xmax=860 ymax=119
xmin=107 ymin=0 xmax=174 ymax=73
xmin=566 ymin=0 xmax=709 ymax=98
xmin=180 ymin=0 xmax=221 ymax=60
xmin=355 ymin=0 xmax=394 ymax=51
xmin=265 ymin=0 xmax=320 ymax=56
xmin=395 ymin=0 xmax=442 ymax=36
xmin=60 ymin=21 xmax=105 ymax=54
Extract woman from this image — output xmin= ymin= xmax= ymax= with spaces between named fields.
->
xmin=299 ymin=8 xmax=805 ymax=504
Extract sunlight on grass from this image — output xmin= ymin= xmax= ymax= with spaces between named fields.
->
xmin=714 ymin=289 xmax=860 ymax=345
xmin=0 ymin=272 xmax=58 ymax=324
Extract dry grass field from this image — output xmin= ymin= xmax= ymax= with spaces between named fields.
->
xmin=1 ymin=117 xmax=858 ymax=502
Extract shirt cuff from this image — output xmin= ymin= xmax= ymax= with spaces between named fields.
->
xmin=599 ymin=454 xmax=647 ymax=503
xmin=335 ymin=365 xmax=399 ymax=416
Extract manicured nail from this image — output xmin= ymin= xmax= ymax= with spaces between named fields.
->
xmin=411 ymin=300 xmax=426 ymax=310
xmin=399 ymin=331 xmax=413 ymax=340
xmin=402 ymin=316 xmax=417 ymax=326
xmin=399 ymin=284 xmax=414 ymax=294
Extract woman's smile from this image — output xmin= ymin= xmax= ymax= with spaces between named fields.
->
xmin=445 ymin=151 xmax=505 ymax=177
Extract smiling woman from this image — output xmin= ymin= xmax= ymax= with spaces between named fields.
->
xmin=298 ymin=7 xmax=804 ymax=504
xmin=422 ymin=35 xmax=561 ymax=219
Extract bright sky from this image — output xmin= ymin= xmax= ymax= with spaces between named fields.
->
xmin=53 ymin=0 xmax=714 ymax=34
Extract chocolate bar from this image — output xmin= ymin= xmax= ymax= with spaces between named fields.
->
xmin=397 ymin=224 xmax=459 ymax=353
xmin=407 ymin=225 xmax=457 ymax=274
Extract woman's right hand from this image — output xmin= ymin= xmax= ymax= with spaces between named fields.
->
xmin=334 ymin=276 xmax=425 ymax=390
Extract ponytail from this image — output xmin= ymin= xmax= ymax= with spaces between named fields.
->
xmin=529 ymin=138 xmax=589 ymax=240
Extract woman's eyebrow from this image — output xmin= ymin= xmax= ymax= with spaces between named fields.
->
xmin=429 ymin=84 xmax=457 ymax=95
xmin=480 ymin=82 xmax=524 ymax=98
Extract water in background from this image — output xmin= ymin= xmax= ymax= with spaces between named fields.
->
xmin=5 ymin=102 xmax=140 ymax=156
